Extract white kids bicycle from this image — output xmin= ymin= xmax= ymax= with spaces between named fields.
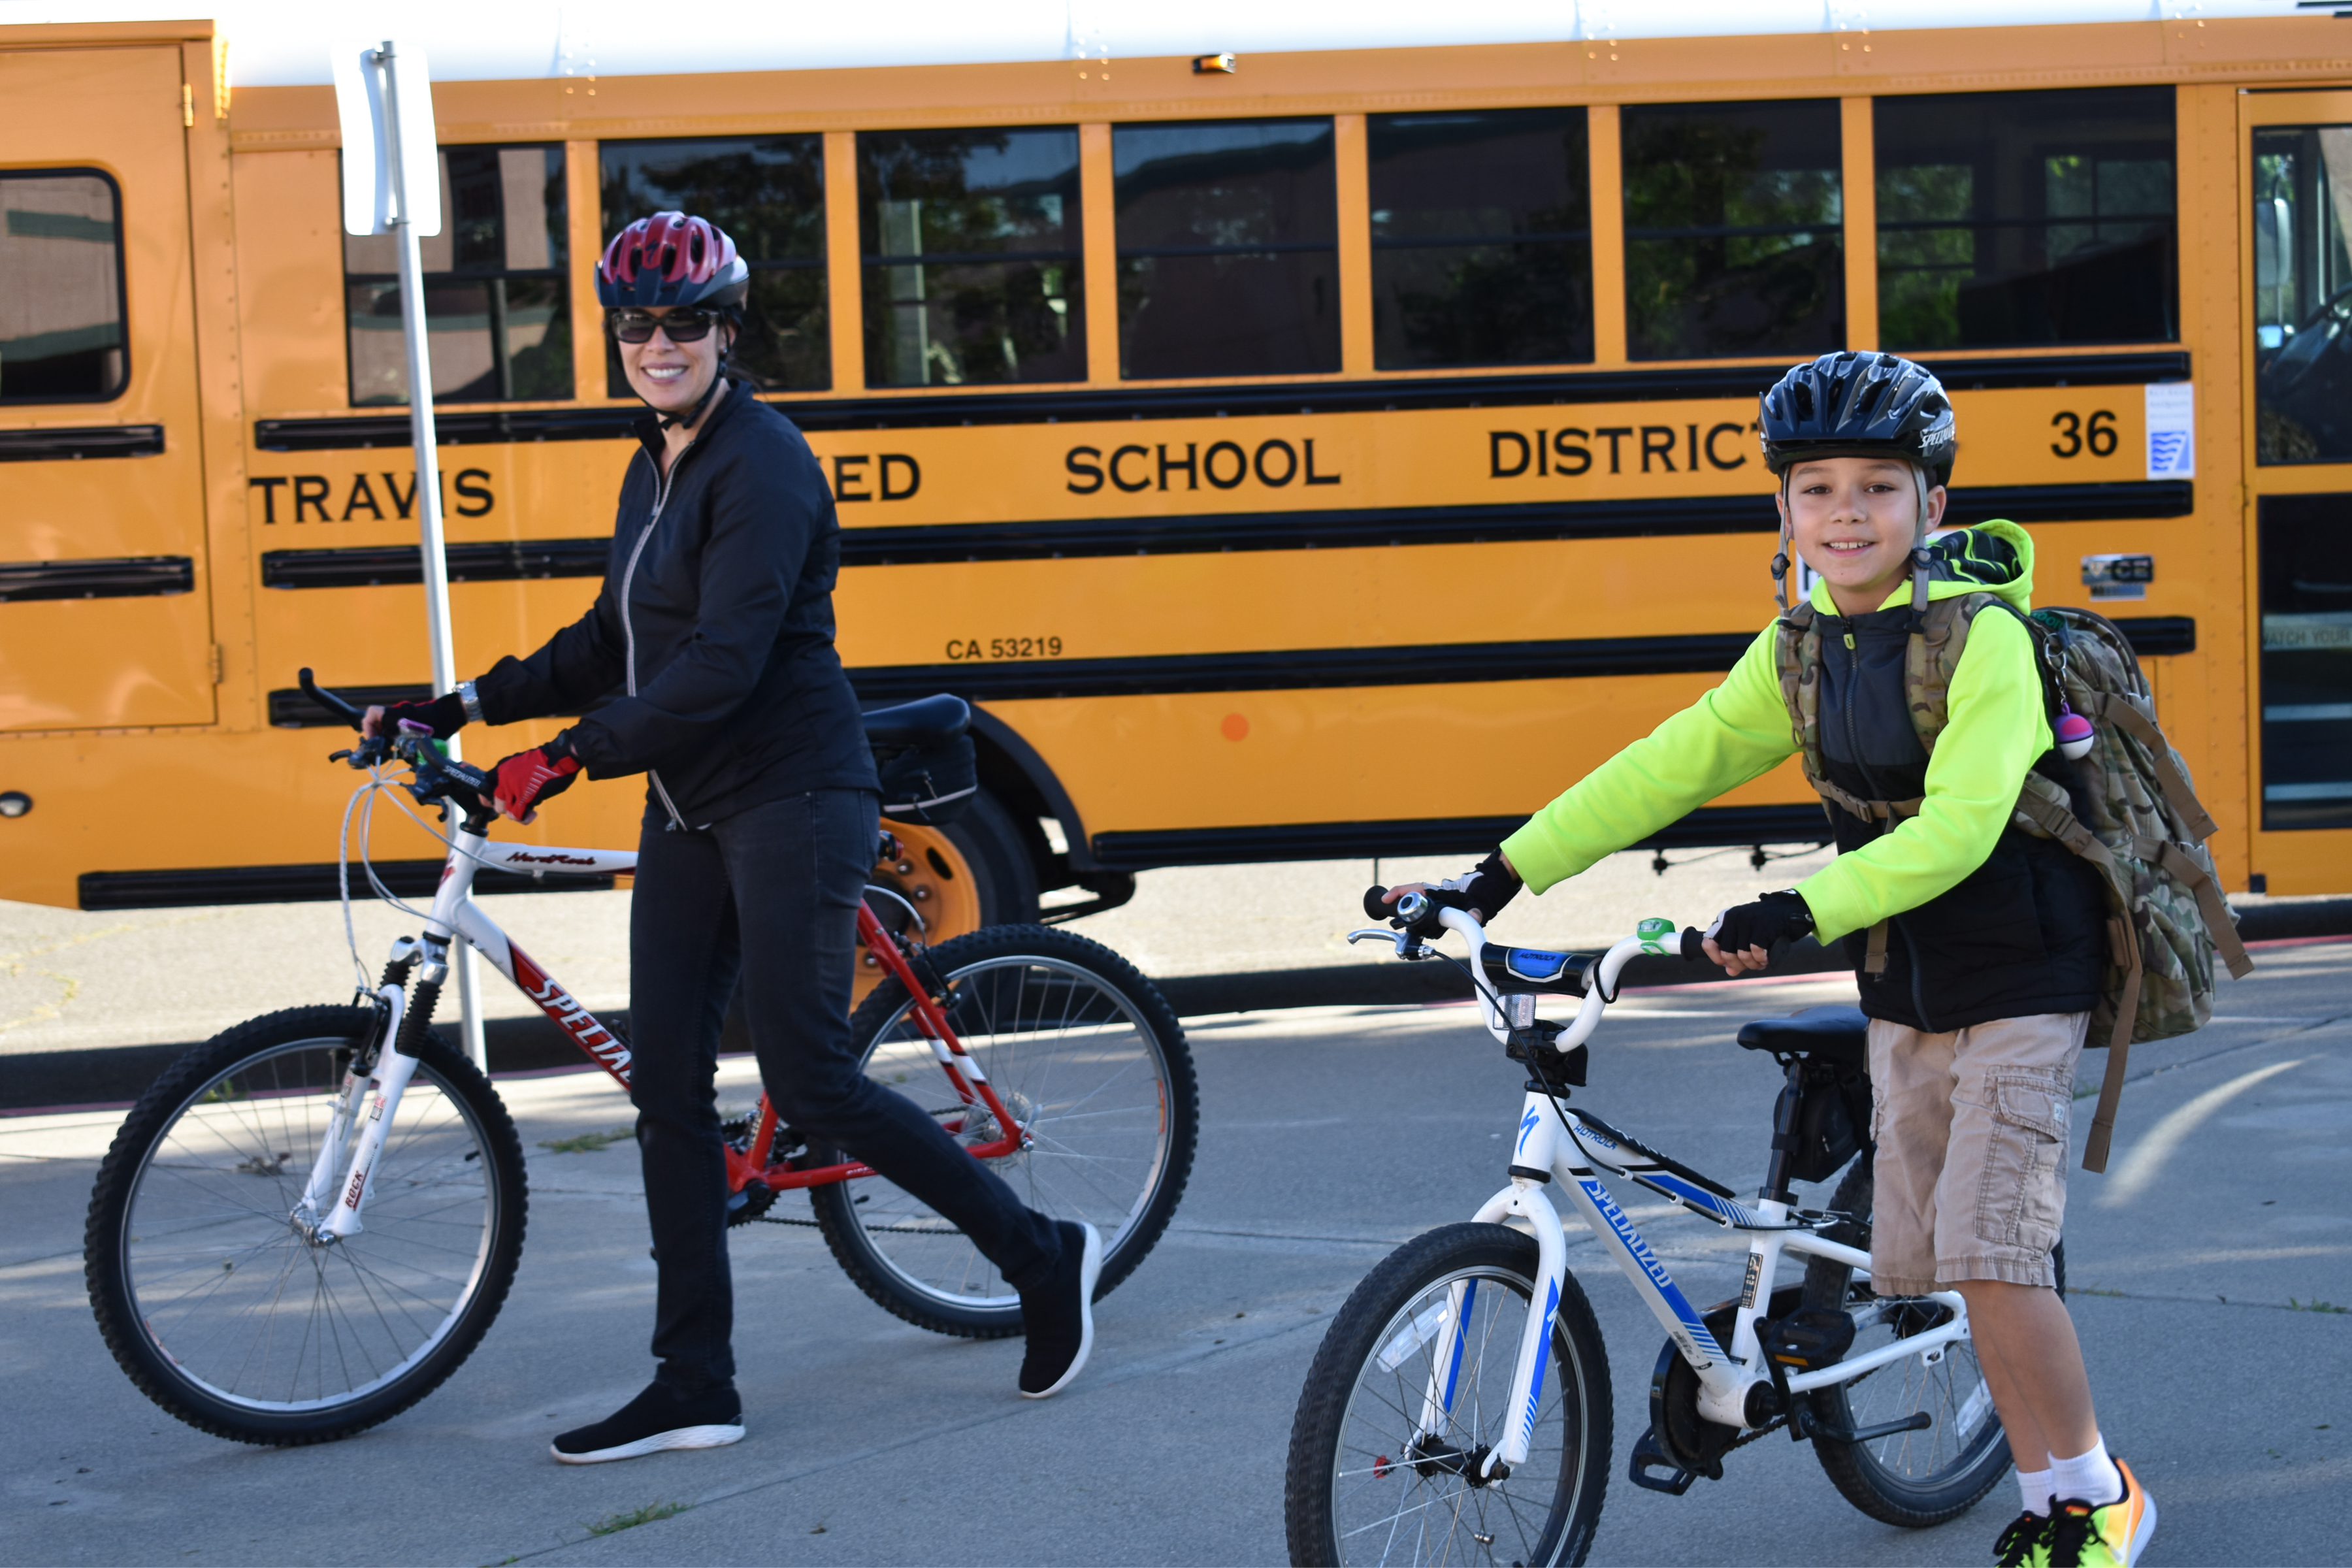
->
xmin=1284 ymin=894 xmax=2062 ymax=1567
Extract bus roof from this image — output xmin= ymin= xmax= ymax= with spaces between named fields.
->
xmin=0 ymin=0 xmax=2319 ymax=87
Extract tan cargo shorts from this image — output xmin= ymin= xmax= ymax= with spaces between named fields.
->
xmin=1865 ymin=1011 xmax=2088 ymax=1296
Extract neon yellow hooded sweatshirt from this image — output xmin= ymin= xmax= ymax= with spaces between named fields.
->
xmin=1499 ymin=520 xmax=2051 ymax=947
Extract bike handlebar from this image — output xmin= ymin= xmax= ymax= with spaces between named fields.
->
xmin=305 ymin=668 xmax=496 ymax=828
xmin=1355 ymin=884 xmax=1712 ymax=1055
xmin=299 ymin=666 xmax=365 ymax=727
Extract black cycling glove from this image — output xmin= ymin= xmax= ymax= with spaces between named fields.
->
xmin=1705 ymin=890 xmax=1814 ymax=954
xmin=375 ymin=690 xmax=468 ymax=739
xmin=1367 ymin=850 xmax=1524 ymax=936
xmin=1434 ymin=851 xmax=1523 ymax=923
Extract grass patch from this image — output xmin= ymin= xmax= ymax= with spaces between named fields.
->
xmin=2288 ymin=1297 xmax=2349 ymax=1314
xmin=2069 ymin=1284 xmax=2127 ymax=1298
xmin=538 ymin=1126 xmax=634 ymax=1155
xmin=586 ymin=1501 xmax=690 ymax=1536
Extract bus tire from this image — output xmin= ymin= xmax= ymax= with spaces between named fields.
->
xmin=923 ymin=785 xmax=1041 ymax=927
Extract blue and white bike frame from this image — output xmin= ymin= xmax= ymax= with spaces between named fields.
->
xmin=1369 ymin=906 xmax=1975 ymax=1480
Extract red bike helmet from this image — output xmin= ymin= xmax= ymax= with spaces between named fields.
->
xmin=596 ymin=212 xmax=749 ymax=310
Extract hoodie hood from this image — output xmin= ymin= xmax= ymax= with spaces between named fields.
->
xmin=1807 ymin=519 xmax=2036 ymax=617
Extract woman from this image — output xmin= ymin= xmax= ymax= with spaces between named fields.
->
xmin=367 ymin=212 xmax=1096 ymax=1465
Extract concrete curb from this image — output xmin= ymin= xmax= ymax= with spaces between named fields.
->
xmin=8 ymin=901 xmax=2342 ymax=1115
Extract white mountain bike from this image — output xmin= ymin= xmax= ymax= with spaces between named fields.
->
xmin=82 ymin=673 xmax=1195 ymax=1445
xmin=1284 ymin=894 xmax=2062 ymax=1567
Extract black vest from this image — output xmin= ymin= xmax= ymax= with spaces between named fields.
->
xmin=1815 ymin=605 xmax=2107 ymax=1032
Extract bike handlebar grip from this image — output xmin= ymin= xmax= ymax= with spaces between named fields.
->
xmin=299 ymin=668 xmax=365 ymax=727
xmin=1363 ymin=886 xmax=1394 ymax=923
xmin=1681 ymin=926 xmax=1707 ymax=962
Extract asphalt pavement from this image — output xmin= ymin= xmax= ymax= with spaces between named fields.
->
xmin=2 ymin=934 xmax=2345 ymax=1565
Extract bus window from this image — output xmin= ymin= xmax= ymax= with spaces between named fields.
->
xmin=1366 ymin=108 xmax=1592 ymax=370
xmin=1620 ymin=99 xmax=1842 ymax=361
xmin=600 ymin=135 xmax=828 ymax=392
xmin=344 ymin=146 xmax=569 ymax=405
xmin=2259 ymin=494 xmax=2352 ymax=830
xmin=857 ymin=127 xmax=1085 ymax=387
xmin=2253 ymin=123 xmax=2352 ymax=464
xmin=1113 ymin=118 xmax=1337 ymax=380
xmin=0 ymin=170 xmax=125 ymax=401
xmin=1876 ymin=87 xmax=2176 ymax=352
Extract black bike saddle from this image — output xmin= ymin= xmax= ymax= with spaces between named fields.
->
xmin=861 ymin=693 xmax=971 ymax=747
xmin=1735 ymin=1005 xmax=1869 ymax=1072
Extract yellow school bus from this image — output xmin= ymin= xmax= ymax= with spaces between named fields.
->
xmin=3 ymin=8 xmax=2351 ymax=939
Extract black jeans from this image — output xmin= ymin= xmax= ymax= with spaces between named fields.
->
xmin=627 ymin=787 xmax=1063 ymax=1394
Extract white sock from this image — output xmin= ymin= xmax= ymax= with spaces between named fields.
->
xmin=2017 ymin=1465 xmax=2053 ymax=1516
xmin=2050 ymin=1437 xmax=2123 ymax=1508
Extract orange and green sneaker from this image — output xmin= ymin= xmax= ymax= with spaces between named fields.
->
xmin=1992 ymin=1510 xmax=2048 ymax=1567
xmin=2045 ymin=1459 xmax=2157 ymax=1567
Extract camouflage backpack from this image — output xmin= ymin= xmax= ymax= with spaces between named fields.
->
xmin=1774 ymin=593 xmax=2252 ymax=1173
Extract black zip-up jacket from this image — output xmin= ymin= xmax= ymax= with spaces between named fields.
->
xmin=1817 ymin=603 xmax=2107 ymax=1031
xmin=474 ymin=380 xmax=879 ymax=825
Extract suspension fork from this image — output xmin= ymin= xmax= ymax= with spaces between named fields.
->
xmin=295 ymin=983 xmax=406 ymax=1226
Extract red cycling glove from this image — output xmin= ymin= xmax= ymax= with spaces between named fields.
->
xmin=487 ymin=733 xmax=581 ymax=823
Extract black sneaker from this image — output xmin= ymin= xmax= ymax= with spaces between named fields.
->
xmin=1017 ymin=1220 xmax=1101 ymax=1399
xmin=551 ymin=1382 xmax=745 ymax=1465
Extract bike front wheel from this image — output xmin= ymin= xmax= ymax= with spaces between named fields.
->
xmin=1285 ymin=1224 xmax=1613 ymax=1568
xmin=1801 ymin=1157 xmax=2047 ymax=1526
xmin=809 ymin=924 xmax=1198 ymax=1337
xmin=84 ymin=1006 xmax=527 ymax=1445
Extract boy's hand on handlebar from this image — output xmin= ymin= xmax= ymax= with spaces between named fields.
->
xmin=485 ymin=734 xmax=580 ymax=823
xmin=1368 ymin=850 xmax=1523 ymax=931
xmin=1700 ymin=890 xmax=1813 ymax=977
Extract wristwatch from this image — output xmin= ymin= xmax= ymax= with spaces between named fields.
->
xmin=457 ymin=678 xmax=485 ymax=726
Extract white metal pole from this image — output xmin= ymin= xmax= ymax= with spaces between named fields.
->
xmin=379 ymin=41 xmax=487 ymax=1073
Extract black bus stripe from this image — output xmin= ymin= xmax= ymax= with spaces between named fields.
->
xmin=0 ymin=555 xmax=192 ymax=602
xmin=0 ymin=425 xmax=164 ymax=463
xmin=254 ymin=478 xmax=2193 ymax=588
xmin=250 ymin=350 xmax=2191 ymax=449
xmin=263 ymin=616 xmax=2195 ymax=727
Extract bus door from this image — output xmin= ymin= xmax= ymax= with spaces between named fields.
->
xmin=2246 ymin=88 xmax=2352 ymax=895
xmin=0 ymin=44 xmax=214 ymax=730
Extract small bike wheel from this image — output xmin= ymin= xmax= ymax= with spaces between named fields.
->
xmin=84 ymin=1006 xmax=527 ymax=1445
xmin=809 ymin=924 xmax=1197 ymax=1338
xmin=1286 ymin=1224 xmax=1612 ymax=1568
xmin=1801 ymin=1157 xmax=2026 ymax=1526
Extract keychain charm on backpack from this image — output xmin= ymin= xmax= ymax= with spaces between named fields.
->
xmin=2055 ymin=702 xmax=2096 ymax=760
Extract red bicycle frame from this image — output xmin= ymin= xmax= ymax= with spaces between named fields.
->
xmin=717 ymin=903 xmax=1028 ymax=1196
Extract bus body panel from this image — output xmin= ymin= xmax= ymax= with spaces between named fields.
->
xmin=0 ymin=44 xmax=216 ymax=732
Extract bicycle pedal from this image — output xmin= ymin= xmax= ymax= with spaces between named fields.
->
xmin=1627 ymin=1425 xmax=1701 ymax=1496
xmin=1761 ymin=1306 xmax=1857 ymax=1370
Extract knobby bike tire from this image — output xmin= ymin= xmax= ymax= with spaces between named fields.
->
xmin=1286 ymin=1223 xmax=1612 ymax=1568
xmin=808 ymin=924 xmax=1198 ymax=1338
xmin=1800 ymin=1157 xmax=2053 ymax=1526
xmin=84 ymin=1006 xmax=527 ymax=1445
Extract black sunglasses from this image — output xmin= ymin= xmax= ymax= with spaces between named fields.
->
xmin=608 ymin=308 xmax=725 ymax=344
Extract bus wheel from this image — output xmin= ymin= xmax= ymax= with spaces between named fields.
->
xmin=864 ymin=787 xmax=1041 ymax=988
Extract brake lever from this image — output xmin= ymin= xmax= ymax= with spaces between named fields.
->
xmin=1348 ymin=926 xmax=1434 ymax=960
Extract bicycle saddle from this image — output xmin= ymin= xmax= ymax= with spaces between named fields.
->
xmin=861 ymin=693 xmax=971 ymax=747
xmin=1735 ymin=1005 xmax=1868 ymax=1072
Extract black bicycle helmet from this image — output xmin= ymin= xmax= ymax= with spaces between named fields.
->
xmin=1760 ymin=351 xmax=1956 ymax=486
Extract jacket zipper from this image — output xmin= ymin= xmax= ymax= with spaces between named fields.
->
xmin=619 ymin=440 xmax=698 ymax=831
xmin=1838 ymin=620 xmax=1939 ymax=1032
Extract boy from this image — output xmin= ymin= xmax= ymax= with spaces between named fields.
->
xmin=1390 ymin=353 xmax=2153 ymax=1567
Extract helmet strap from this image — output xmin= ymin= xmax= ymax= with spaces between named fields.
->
xmin=655 ymin=369 xmax=727 ymax=433
xmin=1772 ymin=472 xmax=1792 ymax=613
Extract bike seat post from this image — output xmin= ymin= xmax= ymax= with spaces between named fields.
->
xmin=1760 ymin=1057 xmax=1805 ymax=1205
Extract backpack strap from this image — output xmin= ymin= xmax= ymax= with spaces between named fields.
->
xmin=2081 ymin=691 xmax=2222 ymax=841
